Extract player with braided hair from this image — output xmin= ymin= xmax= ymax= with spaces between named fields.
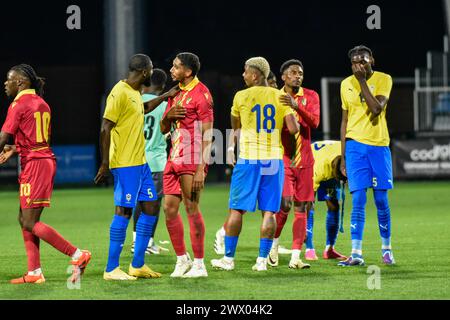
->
xmin=0 ymin=64 xmax=91 ymax=284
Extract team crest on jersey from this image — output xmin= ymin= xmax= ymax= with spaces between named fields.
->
xmin=301 ymin=98 xmax=307 ymax=106
xmin=126 ymin=194 xmax=132 ymax=202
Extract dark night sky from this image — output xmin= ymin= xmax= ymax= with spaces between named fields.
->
xmin=0 ymin=0 xmax=447 ymax=144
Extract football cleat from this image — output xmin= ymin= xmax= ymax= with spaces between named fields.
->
xmin=214 ymin=229 xmax=225 ymax=255
xmin=337 ymin=255 xmax=365 ymax=267
xmin=211 ymin=257 xmax=235 ymax=271
xmin=182 ymin=261 xmax=208 ymax=278
xmin=10 ymin=273 xmax=45 ymax=284
xmin=128 ymin=264 xmax=162 ymax=278
xmin=305 ymin=249 xmax=319 ymax=261
xmin=382 ymin=250 xmax=396 ymax=265
xmin=170 ymin=254 xmax=193 ymax=278
xmin=103 ymin=267 xmax=137 ymax=281
xmin=70 ymin=250 xmax=92 ymax=283
xmin=268 ymin=246 xmax=279 ymax=267
xmin=288 ymin=258 xmax=311 ymax=269
xmin=323 ymin=248 xmax=347 ymax=260
xmin=252 ymin=257 xmax=268 ymax=272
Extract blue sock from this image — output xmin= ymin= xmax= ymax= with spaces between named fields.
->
xmin=374 ymin=190 xmax=391 ymax=250
xmin=106 ymin=215 xmax=130 ymax=272
xmin=259 ymin=238 xmax=273 ymax=258
xmin=225 ymin=236 xmax=239 ymax=258
xmin=132 ymin=214 xmax=157 ymax=268
xmin=326 ymin=210 xmax=339 ymax=247
xmin=351 ymin=189 xmax=366 ymax=254
xmin=305 ymin=209 xmax=315 ymax=249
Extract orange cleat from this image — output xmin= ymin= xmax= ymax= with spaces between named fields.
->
xmin=70 ymin=250 xmax=92 ymax=283
xmin=10 ymin=273 xmax=45 ymax=284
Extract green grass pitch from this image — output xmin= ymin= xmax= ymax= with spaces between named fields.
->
xmin=0 ymin=181 xmax=449 ymax=300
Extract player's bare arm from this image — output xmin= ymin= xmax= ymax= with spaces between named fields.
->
xmin=192 ymin=121 xmax=213 ymax=193
xmin=228 ymin=115 xmax=241 ymax=167
xmin=352 ymin=63 xmax=388 ymax=116
xmin=340 ymin=110 xmax=348 ymax=177
xmin=144 ymin=85 xmax=180 ymax=114
xmin=279 ymin=94 xmax=320 ymax=129
xmin=0 ymin=144 xmax=17 ymax=164
xmin=94 ymin=118 xmax=115 ymax=184
xmin=284 ymin=113 xmax=300 ymax=135
xmin=160 ymin=104 xmax=187 ymax=134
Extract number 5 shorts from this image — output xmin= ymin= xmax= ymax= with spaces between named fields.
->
xmin=345 ymin=139 xmax=393 ymax=193
xmin=19 ymin=158 xmax=56 ymax=209
xmin=111 ymin=164 xmax=158 ymax=207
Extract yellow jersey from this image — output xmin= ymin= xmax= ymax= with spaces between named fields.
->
xmin=341 ymin=71 xmax=392 ymax=146
xmin=103 ymin=81 xmax=146 ymax=168
xmin=312 ymin=140 xmax=341 ymax=191
xmin=231 ymin=86 xmax=294 ymax=160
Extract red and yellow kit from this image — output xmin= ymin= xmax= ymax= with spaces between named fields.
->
xmin=163 ymin=77 xmax=214 ymax=195
xmin=1 ymin=89 xmax=56 ymax=208
xmin=280 ymin=87 xmax=320 ymax=202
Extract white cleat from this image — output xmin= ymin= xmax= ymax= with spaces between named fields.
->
xmin=214 ymin=230 xmax=225 ymax=255
xmin=170 ymin=254 xmax=193 ymax=278
xmin=182 ymin=261 xmax=208 ymax=278
xmin=268 ymin=246 xmax=279 ymax=267
xmin=211 ymin=257 xmax=235 ymax=271
xmin=288 ymin=258 xmax=311 ymax=269
xmin=252 ymin=257 xmax=268 ymax=272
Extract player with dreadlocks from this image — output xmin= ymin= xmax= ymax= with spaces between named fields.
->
xmin=0 ymin=64 xmax=91 ymax=284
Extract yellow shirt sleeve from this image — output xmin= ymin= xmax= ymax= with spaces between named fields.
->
xmin=103 ymin=89 xmax=124 ymax=123
xmin=377 ymin=74 xmax=393 ymax=98
xmin=230 ymin=91 xmax=242 ymax=118
xmin=340 ymin=81 xmax=348 ymax=111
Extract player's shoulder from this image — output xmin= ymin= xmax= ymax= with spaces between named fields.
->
xmin=109 ymin=81 xmax=129 ymax=98
xmin=194 ymin=81 xmax=213 ymax=102
xmin=341 ymin=75 xmax=354 ymax=87
xmin=373 ymin=71 xmax=392 ymax=82
xmin=301 ymin=87 xmax=319 ymax=98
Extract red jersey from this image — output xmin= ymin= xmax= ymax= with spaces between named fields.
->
xmin=1 ymin=89 xmax=55 ymax=168
xmin=164 ymin=77 xmax=214 ymax=165
xmin=281 ymin=87 xmax=320 ymax=168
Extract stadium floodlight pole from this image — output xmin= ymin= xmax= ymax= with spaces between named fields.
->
xmin=321 ymin=77 xmax=330 ymax=140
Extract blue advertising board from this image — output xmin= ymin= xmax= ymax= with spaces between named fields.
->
xmin=52 ymin=145 xmax=96 ymax=184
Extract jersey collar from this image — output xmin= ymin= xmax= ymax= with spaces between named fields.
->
xmin=281 ymin=86 xmax=304 ymax=97
xmin=179 ymin=77 xmax=200 ymax=92
xmin=14 ymin=89 xmax=36 ymax=101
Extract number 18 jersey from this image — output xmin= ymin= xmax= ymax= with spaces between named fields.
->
xmin=1 ymin=89 xmax=55 ymax=168
xmin=231 ymin=86 xmax=294 ymax=160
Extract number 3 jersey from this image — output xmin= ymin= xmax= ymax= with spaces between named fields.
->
xmin=231 ymin=86 xmax=294 ymax=160
xmin=1 ymin=89 xmax=55 ymax=168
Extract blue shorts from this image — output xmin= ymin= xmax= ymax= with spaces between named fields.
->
xmin=345 ymin=140 xmax=393 ymax=193
xmin=317 ymin=179 xmax=341 ymax=202
xmin=229 ymin=158 xmax=284 ymax=213
xmin=111 ymin=164 xmax=157 ymax=208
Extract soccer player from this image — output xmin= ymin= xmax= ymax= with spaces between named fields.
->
xmin=0 ymin=64 xmax=91 ymax=284
xmin=211 ymin=57 xmax=299 ymax=272
xmin=338 ymin=45 xmax=395 ymax=266
xmin=268 ymin=59 xmax=320 ymax=269
xmin=130 ymin=68 xmax=169 ymax=255
xmin=304 ymin=140 xmax=347 ymax=261
xmin=160 ymin=52 xmax=214 ymax=278
xmin=95 ymin=54 xmax=172 ymax=280
xmin=267 ymin=71 xmax=278 ymax=89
